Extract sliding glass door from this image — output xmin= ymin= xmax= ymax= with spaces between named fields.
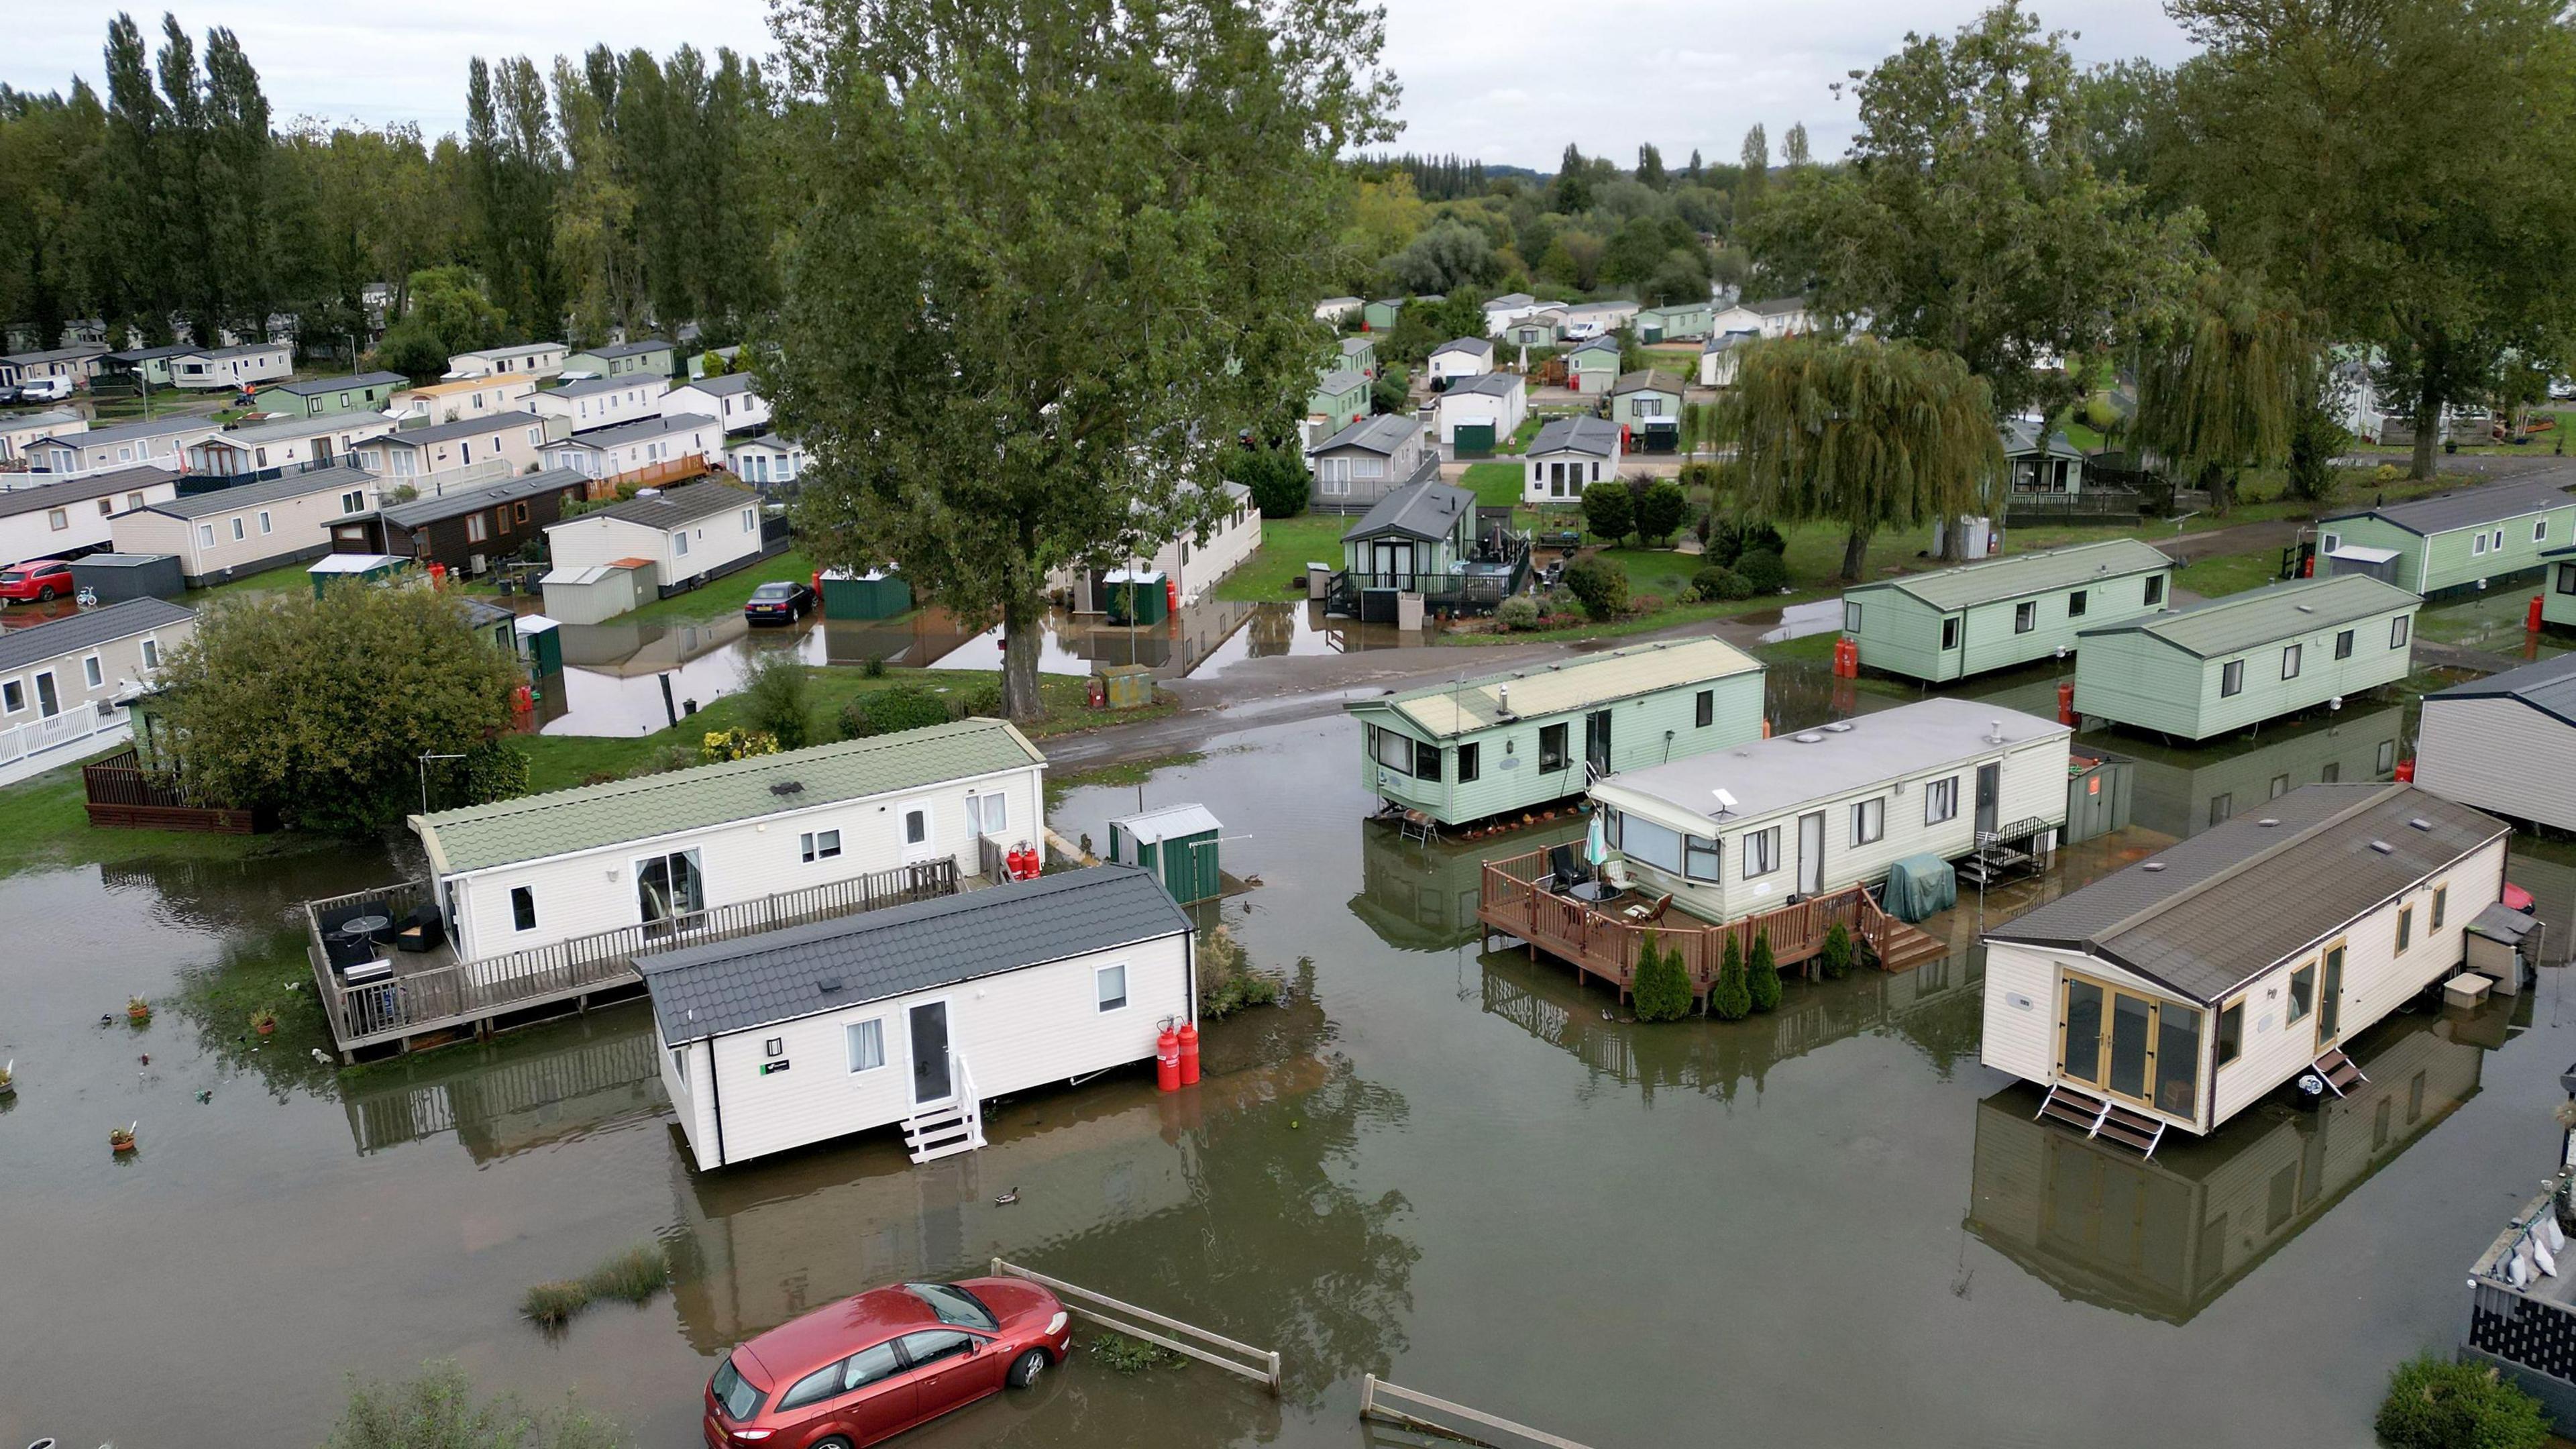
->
xmin=636 ymin=849 xmax=704 ymax=936
xmin=2059 ymin=971 xmax=2203 ymax=1121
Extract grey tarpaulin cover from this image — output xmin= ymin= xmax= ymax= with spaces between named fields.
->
xmin=1882 ymin=854 xmax=1957 ymax=922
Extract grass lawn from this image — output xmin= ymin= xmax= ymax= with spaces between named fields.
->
xmin=1214 ymin=514 xmax=1344 ymax=602
xmin=191 ymin=560 xmax=318 ymax=602
xmin=1460 ymin=462 xmax=1524 ymax=507
xmin=616 ymin=550 xmax=816 ymax=624
xmin=1642 ymin=347 xmax=1699 ymax=385
xmin=1495 ymin=413 xmax=1548 ymax=454
xmin=2176 ymin=549 xmax=2282 ymax=598
xmin=511 ymin=667 xmax=1167 ymax=794
xmin=1599 ymin=546 xmax=1706 ymax=603
xmin=0 ymin=747 xmax=328 ymax=878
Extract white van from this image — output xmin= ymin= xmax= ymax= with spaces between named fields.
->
xmin=17 ymin=376 xmax=73 ymax=402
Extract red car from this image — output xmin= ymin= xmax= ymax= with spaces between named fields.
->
xmin=704 ymin=1278 xmax=1070 ymax=1448
xmin=0 ymin=559 xmax=73 ymax=603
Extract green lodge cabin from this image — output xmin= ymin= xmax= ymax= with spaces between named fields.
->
xmin=1980 ymin=783 xmax=2513 ymax=1153
xmin=1841 ymin=539 xmax=2178 ymax=683
xmin=2318 ymin=478 xmax=2576 ymax=597
xmin=2538 ymin=543 xmax=2576 ymax=629
xmin=1345 ymin=636 xmax=1765 ymax=828
xmin=2071 ymin=574 xmax=2422 ymax=741
xmin=251 ymin=371 xmax=405 ymax=419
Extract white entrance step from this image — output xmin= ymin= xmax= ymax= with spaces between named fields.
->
xmin=901 ymin=1057 xmax=985 ymax=1165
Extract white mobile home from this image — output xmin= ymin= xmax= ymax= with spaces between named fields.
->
xmin=2414 ymin=652 xmax=2576 ymax=835
xmin=26 ymin=416 xmax=220 ymax=477
xmin=1059 ymin=481 xmax=1260 ymax=612
xmin=1427 ymin=337 xmax=1495 ymax=384
xmin=0 ymin=596 xmax=193 ymax=786
xmin=663 ymin=373 xmax=770 ymax=435
xmin=1590 ymin=697 xmax=2072 ymax=924
xmin=183 ymin=415 xmax=401 ymax=486
xmin=356 ymin=412 xmax=551 ymax=494
xmin=446 ymin=341 xmax=568 ymax=381
xmin=1982 ymin=784 xmax=2512 ymax=1153
xmin=533 ymin=374 xmax=669 ymax=433
xmin=410 ymin=718 xmax=1049 ymax=966
xmin=1435 ymin=372 xmax=1527 ymax=453
xmin=1522 ymin=415 xmax=1622 ymax=505
xmin=390 ymin=374 xmax=541 ymax=423
xmin=540 ymin=479 xmax=766 ymax=616
xmin=0 ymin=409 xmax=84 ymax=465
xmin=541 ymin=411 xmax=721 ymax=489
xmin=0 ymin=466 xmax=180 ymax=566
xmin=645 ymin=865 xmax=1193 ymax=1170
xmin=166 ymin=341 xmax=293 ymax=390
xmin=725 ymin=434 xmax=804 ymax=494
xmin=111 ymin=464 xmax=380 ymax=586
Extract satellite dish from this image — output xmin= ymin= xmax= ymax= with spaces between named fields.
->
xmin=1712 ymin=788 xmax=1739 ymax=817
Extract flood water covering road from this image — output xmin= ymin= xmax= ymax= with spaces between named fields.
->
xmin=3 ymin=659 xmax=2571 ymax=1447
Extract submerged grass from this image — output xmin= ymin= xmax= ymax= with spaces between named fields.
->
xmin=1086 ymin=1330 xmax=1185 ymax=1375
xmin=521 ymin=1281 xmax=590 ymax=1328
xmin=521 ymin=1241 xmax=670 ymax=1328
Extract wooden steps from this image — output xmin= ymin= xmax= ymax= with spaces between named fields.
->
xmin=1869 ymin=919 xmax=1949 ymax=972
xmin=2312 ymin=1046 xmax=2367 ymax=1097
xmin=2035 ymin=1083 xmax=2169 ymax=1159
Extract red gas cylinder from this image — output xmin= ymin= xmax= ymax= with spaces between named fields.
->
xmin=1761 ymin=717 xmax=1772 ymax=738
xmin=513 ymin=684 xmax=535 ymax=714
xmin=1165 ymin=577 xmax=1180 ymax=614
xmin=2396 ymin=757 xmax=2416 ymax=782
xmin=1177 ymin=1020 xmax=1200 ymax=1086
xmin=2057 ymin=681 xmax=2076 ymax=725
xmin=2302 ymin=553 xmax=2314 ymax=578
xmin=1155 ymin=1024 xmax=1181 ymax=1092
xmin=2531 ymin=596 xmax=2546 ymax=631
xmin=1087 ymin=676 xmax=1107 ymax=708
xmin=427 ymin=561 xmax=447 ymax=586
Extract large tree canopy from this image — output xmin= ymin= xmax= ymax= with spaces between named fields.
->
xmin=1724 ymin=335 xmax=2004 ymax=580
xmin=768 ymin=0 xmax=1394 ymax=718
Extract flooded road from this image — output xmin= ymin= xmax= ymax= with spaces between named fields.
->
xmin=5 ymin=659 xmax=2573 ymax=1447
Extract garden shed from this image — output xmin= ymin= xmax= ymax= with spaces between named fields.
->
xmin=1841 ymin=539 xmax=2178 ymax=682
xmin=70 ymin=553 xmax=182 ymax=603
xmin=821 ymin=567 xmax=913 ymax=620
xmin=2071 ymin=574 xmax=2422 ymax=740
xmin=1107 ymin=804 xmax=1224 ymax=906
xmin=307 ymin=553 xmax=415 ymax=596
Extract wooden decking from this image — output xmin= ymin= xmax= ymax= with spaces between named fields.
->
xmin=81 ymin=749 xmax=267 ymax=833
xmin=1475 ymin=848 xmax=1947 ymax=1004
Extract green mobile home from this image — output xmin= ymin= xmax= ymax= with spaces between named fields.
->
xmin=562 ymin=338 xmax=676 ymax=380
xmin=1635 ymin=302 xmax=1715 ymax=343
xmin=1307 ymin=367 xmax=1371 ymax=430
xmin=1843 ymin=539 xmax=2178 ymax=683
xmin=1345 ymin=636 xmax=1765 ymax=827
xmin=1362 ymin=298 xmax=1407 ymax=331
xmin=2319 ymin=478 xmax=2576 ymax=598
xmin=1337 ymin=335 xmax=1378 ymax=380
xmin=1607 ymin=372 xmax=1683 ymax=451
xmin=1567 ymin=337 xmax=1622 ymax=396
xmin=2070 ymin=574 xmax=2422 ymax=741
xmin=252 ymin=370 xmax=404 ymax=418
xmin=2539 ymin=544 xmax=2576 ymax=629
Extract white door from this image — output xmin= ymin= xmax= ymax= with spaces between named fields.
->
xmin=1797 ymin=811 xmax=1825 ymax=896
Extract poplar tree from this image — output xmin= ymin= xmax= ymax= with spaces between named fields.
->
xmin=1711 ymin=936 xmax=1752 ymax=1021
xmin=1747 ymin=930 xmax=1782 ymax=1013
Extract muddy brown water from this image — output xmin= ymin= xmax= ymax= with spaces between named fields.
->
xmin=3 ymin=659 xmax=2572 ymax=1447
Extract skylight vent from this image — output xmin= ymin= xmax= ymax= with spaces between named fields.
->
xmin=2369 ymin=840 xmax=2396 ymax=855
xmin=2142 ymin=862 xmax=2167 ymax=872
xmin=2408 ymin=817 xmax=2434 ymax=831
xmin=769 ymin=780 xmax=805 ymax=796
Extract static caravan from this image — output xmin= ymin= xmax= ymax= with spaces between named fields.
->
xmin=0 ymin=466 xmax=180 ymax=566
xmin=357 ymin=412 xmax=551 ymax=494
xmin=25 ymin=416 xmax=218 ymax=476
xmin=0 ymin=344 xmax=107 ymax=389
xmin=445 ymin=341 xmax=568 ymax=381
xmin=2542 ymin=544 xmax=2576 ymax=629
xmin=184 ymin=414 xmax=400 ymax=487
xmin=105 ymin=345 xmax=193 ymax=389
xmin=1309 ymin=413 xmax=1441 ymax=512
xmin=0 ymin=408 xmax=83 ymax=464
xmin=2072 ymin=575 xmax=2422 ymax=740
xmin=1315 ymin=297 xmax=1364 ymax=325
xmin=541 ymin=412 xmax=723 ymax=492
xmin=111 ymin=464 xmax=379 ymax=586
xmin=1607 ymin=372 xmax=1683 ymax=451
xmin=1499 ymin=308 xmax=1567 ymax=350
xmin=1590 ymin=697 xmax=2070 ymax=924
xmin=2319 ymin=478 xmax=2576 ymax=597
xmin=1981 ymin=784 xmax=2512 ymax=1156
xmin=0 ymin=596 xmax=192 ymax=786
xmin=533 ymin=374 xmax=668 ymax=433
xmin=1434 ymin=373 xmax=1526 ymax=457
xmin=2415 ymin=651 xmax=2576 ymax=835
xmin=725 ymin=434 xmax=804 ymax=494
xmin=165 ymin=341 xmax=292 ymax=390
xmin=1566 ymin=337 xmax=1622 ymax=395
xmin=1426 ymin=337 xmax=1495 ymax=385
xmin=562 ymin=338 xmax=676 ymax=380
xmin=374 ymin=468 xmax=592 ymax=578
xmin=411 ymin=717 xmax=1049 ymax=966
xmin=1059 ymin=481 xmax=1260 ymax=611
xmin=1337 ymin=335 xmax=1379 ymax=380
xmin=2002 ymin=420 xmax=2088 ymax=497
xmin=645 ymin=866 xmax=1193 ymax=1170
xmin=1345 ymin=636 xmax=1765 ymax=827
xmin=1636 ymin=301 xmax=1715 ymax=343
xmin=1701 ymin=331 xmax=1757 ymax=387
xmin=1521 ymin=415 xmax=1623 ymax=506
xmin=390 ymin=374 xmax=540 ymax=423
xmin=252 ymin=371 xmax=404 ymax=419
xmin=541 ymin=478 xmax=767 ymax=608
xmin=663 ymin=372 xmax=770 ymax=435
xmin=1842 ymin=538 xmax=2178 ymax=683
xmin=1709 ymin=296 xmax=1813 ymax=339
xmin=1307 ymin=367 xmax=1371 ymax=431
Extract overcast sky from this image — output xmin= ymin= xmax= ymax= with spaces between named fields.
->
xmin=9 ymin=1 xmax=2195 ymax=170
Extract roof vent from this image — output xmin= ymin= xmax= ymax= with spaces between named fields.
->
xmin=2296 ymin=604 xmax=2315 ymax=613
xmin=769 ymin=780 xmax=805 ymax=796
xmin=1793 ymin=731 xmax=1825 ymax=743
xmin=2142 ymin=861 xmax=2167 ymax=872
xmin=2369 ymin=839 xmax=2396 ymax=855
xmin=2257 ymin=817 xmax=2279 ymax=827
xmin=2408 ymin=817 xmax=2433 ymax=831
xmin=1823 ymin=720 xmax=1855 ymax=733
xmin=816 ymin=977 xmax=843 ymax=994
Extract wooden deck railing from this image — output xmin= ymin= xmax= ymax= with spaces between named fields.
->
xmin=1476 ymin=847 xmax=1941 ymax=1000
xmin=80 ymin=747 xmax=264 ymax=833
xmin=305 ymin=859 xmax=958 ymax=1053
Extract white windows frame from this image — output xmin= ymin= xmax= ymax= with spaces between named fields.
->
xmin=1096 ymin=962 xmax=1129 ymax=1012
xmin=966 ymin=790 xmax=1010 ymax=838
xmin=846 ymin=1017 xmax=888 ymax=1073
xmin=1854 ymin=796 xmax=1886 ymax=845
xmin=800 ymin=828 xmax=843 ymax=863
xmin=82 ymin=653 xmax=103 ymax=690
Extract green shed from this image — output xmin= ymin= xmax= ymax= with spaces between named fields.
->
xmin=1108 ymin=803 xmax=1224 ymax=906
xmin=1841 ymin=538 xmax=2178 ymax=683
xmin=1104 ymin=569 xmax=1170 ymax=625
xmin=2071 ymin=574 xmax=2422 ymax=740
xmin=1362 ymin=297 xmax=1406 ymax=331
xmin=514 ymin=612 xmax=564 ymax=692
xmin=2318 ymin=477 xmax=2576 ymax=597
xmin=307 ymin=553 xmax=415 ymax=596
xmin=820 ymin=567 xmax=914 ymax=620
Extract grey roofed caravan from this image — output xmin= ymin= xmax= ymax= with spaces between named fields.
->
xmin=1432 ymin=337 xmax=1493 ymax=360
xmin=138 ymin=462 xmax=374 ymax=519
xmin=1985 ymin=783 xmax=2506 ymax=1004
xmin=370 ymin=411 xmax=544 ymax=451
xmin=2074 ymin=574 xmax=2423 ymax=658
xmin=1443 ymin=372 xmax=1520 ymax=400
xmin=0 ymin=464 xmax=176 ymax=520
xmin=554 ymin=412 xmax=719 ymax=453
xmin=377 ymin=467 xmax=590 ymax=531
xmin=639 ymin=865 xmax=1191 ymax=1042
xmin=1340 ymin=478 xmax=1474 ymax=543
xmin=0 ymin=596 xmax=193 ymax=676
xmin=559 ymin=476 xmax=752 ymax=530
xmin=2320 ymin=476 xmax=2575 ymax=537
xmin=1527 ymin=414 xmax=1621 ymax=459
xmin=547 ymin=374 xmax=657 ymax=400
xmin=2422 ymin=649 xmax=2576 ymax=727
xmin=1307 ymin=413 xmax=1420 ymax=459
xmin=258 ymin=370 xmax=405 ymax=397
xmin=1870 ymin=537 xmax=2176 ymax=611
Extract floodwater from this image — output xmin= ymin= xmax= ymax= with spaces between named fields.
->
xmin=6 ymin=660 xmax=2575 ymax=1448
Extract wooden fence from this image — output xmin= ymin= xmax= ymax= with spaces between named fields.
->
xmin=1361 ymin=1376 xmax=1593 ymax=1449
xmin=80 ymin=748 xmax=265 ymax=833
xmin=989 ymin=1258 xmax=1282 ymax=1393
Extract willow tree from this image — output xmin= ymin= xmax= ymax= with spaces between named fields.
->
xmin=766 ymin=0 xmax=1393 ymax=719
xmin=2131 ymin=273 xmax=2308 ymax=515
xmin=1725 ymin=335 xmax=2002 ymax=582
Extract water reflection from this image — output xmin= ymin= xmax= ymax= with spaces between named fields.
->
xmin=340 ymin=1011 xmax=666 ymax=1161
xmin=1349 ymin=816 xmax=1585 ymax=953
xmin=1966 ymin=1008 xmax=2500 ymax=1323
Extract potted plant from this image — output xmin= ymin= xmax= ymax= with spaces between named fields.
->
xmin=0 ymin=1059 xmax=14 ymax=1097
xmin=109 ymin=1122 xmax=136 ymax=1153
xmin=125 ymin=996 xmax=151 ymax=1024
xmin=252 ymin=1008 xmax=278 ymax=1037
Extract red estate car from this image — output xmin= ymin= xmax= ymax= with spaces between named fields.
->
xmin=705 ymin=1278 xmax=1071 ymax=1448
xmin=0 ymin=559 xmax=74 ymax=603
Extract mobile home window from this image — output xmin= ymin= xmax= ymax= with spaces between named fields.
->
xmin=2288 ymin=963 xmax=2316 ymax=1023
xmin=1456 ymin=743 xmax=1481 ymax=782
xmin=2216 ymin=1001 xmax=2244 ymax=1067
xmin=967 ymin=792 xmax=1008 ymax=836
xmin=2493 ymin=529 xmax=2506 ymax=551
xmin=2067 ymin=589 xmax=2087 ymax=618
xmin=1843 ymin=602 xmax=1862 ymax=633
xmin=2281 ymin=643 xmax=2302 ymax=680
xmin=1695 ymin=690 xmax=1713 ymax=728
xmin=1742 ymin=826 xmax=1781 ymax=877
xmin=2209 ymin=792 xmax=2234 ymax=826
xmin=2392 ymin=616 xmax=2410 ymax=648
xmin=1413 ymin=739 xmax=1442 ymax=781
xmin=1684 ymin=835 xmax=1720 ymax=881
xmin=1624 ymin=814 xmax=1685 ymax=873
xmin=1941 ymin=616 xmax=1960 ymax=650
xmin=2269 ymin=773 xmax=2290 ymax=799
xmin=466 ymin=513 xmax=488 ymax=543
xmin=229 ymin=517 xmax=246 ymax=541
xmin=0 ymin=680 xmax=18 ymax=714
xmin=2320 ymin=761 xmax=2339 ymax=783
xmin=1095 ymin=963 xmax=1128 ymax=1012
xmin=2378 ymin=739 xmax=2397 ymax=773
xmin=2013 ymin=601 xmax=2037 ymax=634
xmin=2145 ymin=575 xmax=2165 ymax=606
xmin=1373 ymin=726 xmax=1415 ymax=775
xmin=2335 ymin=629 xmax=2355 ymax=659
xmin=2538 ymin=519 xmax=2551 ymax=543
xmin=800 ymin=829 xmax=842 ymax=863
xmin=1923 ymin=776 xmax=1958 ymax=824
xmin=674 ymin=531 xmax=690 ymax=557
xmin=741 ymin=508 xmax=757 ymax=533
xmin=510 ymin=886 xmax=537 ymax=932
xmin=140 ymin=638 xmax=159 ymax=669
xmin=258 ymin=510 xmax=272 ymax=535
xmin=1853 ymin=796 xmax=1884 ymax=845
xmin=2396 ymin=905 xmax=2413 ymax=954
xmin=2560 ymin=564 xmax=2576 ymax=596
xmin=1538 ymin=723 xmax=1568 ymax=772
xmin=2473 ymin=533 xmax=2489 ymax=556
xmin=197 ymin=524 xmax=215 ymax=547
xmin=903 ymin=806 xmax=928 ymax=846
xmin=83 ymin=655 xmax=102 ymax=689
xmin=2432 ymin=885 xmax=2447 ymax=930
xmin=341 ymin=490 xmax=365 ymax=513
xmin=2220 ymin=659 xmax=2245 ymax=696
xmin=847 ymin=1018 xmax=885 ymax=1073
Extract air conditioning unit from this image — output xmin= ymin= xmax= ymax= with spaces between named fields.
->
xmin=468 ymin=553 xmax=487 ymax=576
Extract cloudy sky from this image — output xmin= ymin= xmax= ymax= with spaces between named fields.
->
xmin=9 ymin=1 xmax=2195 ymax=168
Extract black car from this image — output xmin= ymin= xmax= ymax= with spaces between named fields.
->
xmin=743 ymin=579 xmax=814 ymax=625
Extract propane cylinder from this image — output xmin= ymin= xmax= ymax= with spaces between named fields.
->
xmin=1165 ymin=576 xmax=1181 ymax=614
xmin=2057 ymin=682 xmax=2076 ymax=725
xmin=2532 ymin=596 xmax=2547 ymax=632
xmin=2396 ymin=757 xmax=2416 ymax=783
xmin=1177 ymin=1021 xmax=1201 ymax=1086
xmin=1155 ymin=1023 xmax=1181 ymax=1092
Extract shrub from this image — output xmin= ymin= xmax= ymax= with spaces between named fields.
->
xmin=840 ymin=684 xmax=952 ymax=739
xmin=581 ymin=1242 xmax=669 ymax=1305
xmin=1629 ymin=591 xmax=1666 ymax=614
xmin=1631 ymin=932 xmax=1693 ymax=1022
xmin=698 ymin=729 xmax=779 ymax=763
xmin=1198 ymin=925 xmax=1283 ymax=1019
xmin=1736 ymin=547 xmax=1788 ymax=594
xmin=2374 ymin=1354 xmax=2548 ymax=1449
xmin=1677 ymin=460 xmax=1719 ymax=489
xmin=1580 ymin=480 xmax=1634 ymax=544
xmin=1089 ymin=1331 xmax=1185 ymax=1375
xmin=1563 ymin=555 xmax=1631 ymax=620
xmin=861 ymin=654 xmax=888 ymax=679
xmin=1707 ymin=517 xmax=1786 ymax=568
xmin=737 ymin=650 xmax=813 ymax=751
xmin=325 ymin=1360 xmax=627 ymax=1449
xmin=1820 ymin=922 xmax=1856 ymax=981
xmin=1711 ymin=935 xmax=1751 ymax=1020
xmin=521 ymin=1281 xmax=589 ymax=1327
xmin=1633 ymin=479 xmax=1689 ymax=543
xmin=1747 ymin=929 xmax=1783 ymax=1013
xmin=1691 ymin=566 xmax=1754 ymax=602
xmin=1225 ymin=441 xmax=1310 ymax=519
xmin=955 ymin=680 xmax=1004 ymax=718
xmin=1495 ymin=595 xmax=1542 ymax=631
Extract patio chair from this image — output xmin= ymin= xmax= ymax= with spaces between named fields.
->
xmin=1546 ymin=843 xmax=1587 ymax=894
xmin=393 ymin=904 xmax=445 ymax=954
xmin=1623 ymin=894 xmax=1674 ymax=926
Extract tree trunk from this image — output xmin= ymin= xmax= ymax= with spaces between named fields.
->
xmin=1841 ymin=525 xmax=1872 ymax=583
xmin=2410 ymin=416 xmax=2438 ymax=482
xmin=1938 ymin=514 xmax=1965 ymax=563
xmin=1000 ymin=591 xmax=1045 ymax=722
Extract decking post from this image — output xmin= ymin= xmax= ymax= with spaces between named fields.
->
xmin=1267 ymin=1348 xmax=1282 ymax=1395
xmin=1361 ymin=1373 xmax=1377 ymax=1417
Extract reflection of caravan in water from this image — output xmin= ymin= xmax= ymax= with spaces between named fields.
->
xmin=1968 ymin=1011 xmax=2489 ymax=1323
xmin=1350 ymin=818 xmax=1585 ymax=953
xmin=341 ymin=1019 xmax=665 ymax=1161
